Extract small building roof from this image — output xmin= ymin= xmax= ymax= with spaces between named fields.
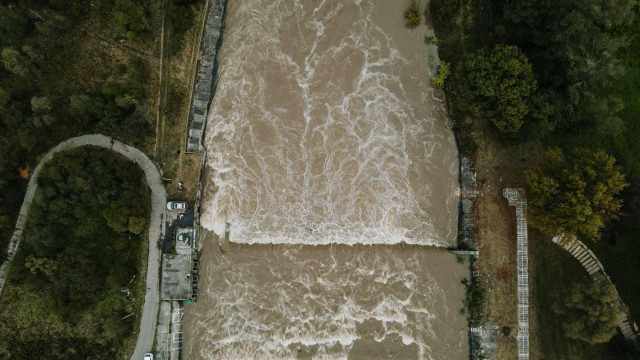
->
xmin=161 ymin=253 xmax=193 ymax=301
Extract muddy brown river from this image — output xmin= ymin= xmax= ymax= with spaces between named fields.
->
xmin=184 ymin=0 xmax=469 ymax=358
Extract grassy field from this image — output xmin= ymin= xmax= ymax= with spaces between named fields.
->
xmin=529 ymin=231 xmax=608 ymax=359
xmin=157 ymin=0 xmax=207 ymax=204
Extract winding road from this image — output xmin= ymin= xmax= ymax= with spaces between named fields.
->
xmin=0 ymin=134 xmax=166 ymax=360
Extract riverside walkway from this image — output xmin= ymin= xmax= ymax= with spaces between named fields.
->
xmin=503 ymin=188 xmax=529 ymax=360
xmin=0 ymin=134 xmax=167 ymax=360
xmin=552 ymin=234 xmax=640 ymax=346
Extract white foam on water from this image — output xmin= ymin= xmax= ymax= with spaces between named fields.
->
xmin=190 ymin=0 xmax=468 ymax=358
xmin=201 ymin=0 xmax=459 ymax=246
xmin=188 ymin=246 xmax=467 ymax=360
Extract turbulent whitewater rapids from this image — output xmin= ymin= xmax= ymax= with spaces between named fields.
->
xmin=186 ymin=0 xmax=469 ymax=359
xmin=201 ymin=0 xmax=459 ymax=246
xmin=184 ymin=241 xmax=469 ymax=360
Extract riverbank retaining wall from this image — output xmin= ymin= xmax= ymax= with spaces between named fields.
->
xmin=459 ymin=157 xmax=477 ymax=251
xmin=186 ymin=0 xmax=228 ymax=153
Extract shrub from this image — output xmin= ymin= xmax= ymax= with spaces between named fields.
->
xmin=404 ymin=0 xmax=422 ymax=29
xmin=464 ymin=277 xmax=486 ymax=322
xmin=424 ymin=35 xmax=439 ymax=45
xmin=431 ymin=61 xmax=451 ymax=87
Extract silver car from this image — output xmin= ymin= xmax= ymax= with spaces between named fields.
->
xmin=144 ymin=353 xmax=153 ymax=360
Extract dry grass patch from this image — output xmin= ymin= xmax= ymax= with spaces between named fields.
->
xmin=159 ymin=2 xmax=208 ymax=204
xmin=474 ymin=128 xmax=544 ymax=358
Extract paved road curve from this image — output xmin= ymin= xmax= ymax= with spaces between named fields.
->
xmin=0 ymin=134 xmax=166 ymax=360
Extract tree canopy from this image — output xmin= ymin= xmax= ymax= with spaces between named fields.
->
xmin=525 ymin=147 xmax=627 ymax=240
xmin=501 ymin=0 xmax=634 ymax=133
xmin=0 ymin=148 xmax=150 ymax=359
xmin=503 ymin=0 xmax=635 ymax=53
xmin=0 ymin=0 xmax=158 ymax=259
xmin=113 ymin=0 xmax=150 ymax=42
xmin=453 ymin=44 xmax=550 ymax=134
xmin=553 ymin=276 xmax=623 ymax=344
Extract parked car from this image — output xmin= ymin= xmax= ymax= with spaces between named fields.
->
xmin=144 ymin=353 xmax=153 ymax=360
xmin=166 ymin=201 xmax=188 ymax=211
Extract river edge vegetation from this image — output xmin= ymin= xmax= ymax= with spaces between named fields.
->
xmin=0 ymin=0 xmax=204 ymax=358
xmin=423 ymin=0 xmax=640 ymax=358
xmin=0 ymin=148 xmax=151 ymax=358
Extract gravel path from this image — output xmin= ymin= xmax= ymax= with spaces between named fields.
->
xmin=0 ymin=134 xmax=166 ymax=360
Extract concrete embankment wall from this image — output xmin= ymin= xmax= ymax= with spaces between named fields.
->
xmin=186 ymin=0 xmax=228 ymax=153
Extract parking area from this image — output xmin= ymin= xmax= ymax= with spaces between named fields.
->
xmin=153 ymin=200 xmax=200 ymax=360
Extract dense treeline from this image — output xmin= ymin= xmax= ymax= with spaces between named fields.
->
xmin=0 ymin=0 xmax=159 ymax=259
xmin=501 ymin=0 xmax=635 ymax=135
xmin=435 ymin=0 xmax=637 ymax=139
xmin=430 ymin=0 xmax=640 ymax=354
xmin=0 ymin=147 xmax=150 ymax=359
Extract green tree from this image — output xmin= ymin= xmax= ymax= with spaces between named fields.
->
xmin=170 ymin=4 xmax=196 ymax=35
xmin=31 ymin=96 xmax=51 ymax=113
xmin=2 ymin=47 xmax=31 ymax=77
xmin=0 ymin=7 xmax=28 ymax=48
xmin=25 ymin=255 xmax=58 ymax=277
xmin=525 ymin=147 xmax=627 ymax=239
xmin=1 ymin=148 xmax=151 ymax=357
xmin=103 ymin=190 xmax=148 ymax=234
xmin=0 ymin=88 xmax=10 ymax=109
xmin=453 ymin=45 xmax=545 ymax=134
xmin=113 ymin=0 xmax=149 ymax=42
xmin=501 ymin=0 xmax=634 ymax=132
xmin=504 ymin=0 xmax=635 ymax=51
xmin=553 ymin=276 xmax=623 ymax=344
xmin=69 ymin=94 xmax=105 ymax=119
xmin=128 ymin=216 xmax=147 ymax=234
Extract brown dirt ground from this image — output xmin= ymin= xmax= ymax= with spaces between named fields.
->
xmin=473 ymin=127 xmax=544 ymax=359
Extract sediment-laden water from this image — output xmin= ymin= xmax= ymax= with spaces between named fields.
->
xmin=186 ymin=0 xmax=468 ymax=358
xmin=185 ymin=240 xmax=468 ymax=359
xmin=201 ymin=0 xmax=458 ymax=246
